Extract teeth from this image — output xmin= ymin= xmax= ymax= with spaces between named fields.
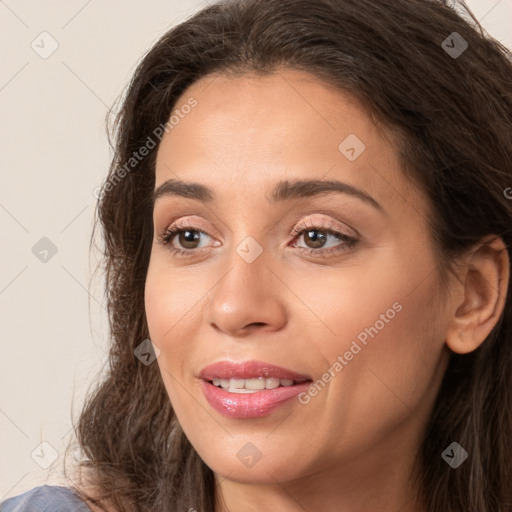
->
xmin=264 ymin=378 xmax=280 ymax=389
xmin=212 ymin=377 xmax=298 ymax=392
xmin=230 ymin=378 xmax=245 ymax=389
xmin=227 ymin=387 xmax=260 ymax=393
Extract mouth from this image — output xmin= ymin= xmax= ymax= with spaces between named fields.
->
xmin=198 ymin=360 xmax=313 ymax=418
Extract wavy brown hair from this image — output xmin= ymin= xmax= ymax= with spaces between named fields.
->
xmin=71 ymin=0 xmax=512 ymax=510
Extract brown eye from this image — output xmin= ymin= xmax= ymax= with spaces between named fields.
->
xmin=302 ymin=229 xmax=329 ymax=249
xmin=176 ymin=230 xmax=201 ymax=249
xmin=290 ymin=222 xmax=358 ymax=258
xmin=158 ymin=225 xmax=214 ymax=256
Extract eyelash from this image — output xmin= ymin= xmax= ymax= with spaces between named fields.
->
xmin=156 ymin=219 xmax=358 ymax=259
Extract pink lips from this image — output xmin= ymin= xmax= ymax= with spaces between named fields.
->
xmin=199 ymin=360 xmax=311 ymax=382
xmin=199 ymin=360 xmax=312 ymax=419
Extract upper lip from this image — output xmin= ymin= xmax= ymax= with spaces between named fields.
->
xmin=199 ymin=360 xmax=312 ymax=382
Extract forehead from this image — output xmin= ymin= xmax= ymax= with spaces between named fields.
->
xmin=154 ymin=69 xmax=421 ymax=214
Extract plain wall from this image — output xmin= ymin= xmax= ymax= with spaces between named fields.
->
xmin=1 ymin=0 xmax=511 ymax=500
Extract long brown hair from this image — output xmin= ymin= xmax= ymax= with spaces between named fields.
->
xmin=72 ymin=0 xmax=512 ymax=510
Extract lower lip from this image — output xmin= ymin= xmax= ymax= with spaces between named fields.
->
xmin=201 ymin=380 xmax=312 ymax=419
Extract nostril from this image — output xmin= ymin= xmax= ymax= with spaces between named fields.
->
xmin=247 ymin=322 xmax=266 ymax=329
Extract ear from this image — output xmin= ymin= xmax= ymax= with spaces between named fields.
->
xmin=445 ymin=235 xmax=510 ymax=355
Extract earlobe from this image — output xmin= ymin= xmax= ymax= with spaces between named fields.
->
xmin=445 ymin=235 xmax=510 ymax=355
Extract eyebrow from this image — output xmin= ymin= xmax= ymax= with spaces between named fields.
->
xmin=153 ymin=178 xmax=383 ymax=211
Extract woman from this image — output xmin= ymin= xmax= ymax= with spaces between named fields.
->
xmin=2 ymin=0 xmax=511 ymax=510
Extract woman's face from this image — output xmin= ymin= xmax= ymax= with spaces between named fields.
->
xmin=145 ymin=69 xmax=451 ymax=488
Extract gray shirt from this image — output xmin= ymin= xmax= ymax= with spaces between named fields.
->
xmin=0 ymin=485 xmax=92 ymax=511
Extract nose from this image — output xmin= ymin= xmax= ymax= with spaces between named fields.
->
xmin=206 ymin=247 xmax=288 ymax=337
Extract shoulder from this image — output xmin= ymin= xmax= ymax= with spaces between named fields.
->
xmin=0 ymin=485 xmax=92 ymax=512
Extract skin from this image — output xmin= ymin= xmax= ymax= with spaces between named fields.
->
xmin=143 ymin=68 xmax=509 ymax=512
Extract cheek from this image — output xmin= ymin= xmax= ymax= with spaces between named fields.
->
xmin=323 ymin=284 xmax=444 ymax=452
xmin=145 ymin=260 xmax=203 ymax=340
xmin=291 ymin=247 xmax=446 ymax=451
xmin=144 ymin=267 xmax=204 ymax=424
xmin=144 ymin=264 xmax=203 ymax=383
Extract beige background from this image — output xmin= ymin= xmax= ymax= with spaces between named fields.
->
xmin=1 ymin=0 xmax=511 ymax=500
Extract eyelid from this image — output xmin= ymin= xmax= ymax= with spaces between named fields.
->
xmin=289 ymin=214 xmax=357 ymax=239
xmin=162 ymin=215 xmax=220 ymax=238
